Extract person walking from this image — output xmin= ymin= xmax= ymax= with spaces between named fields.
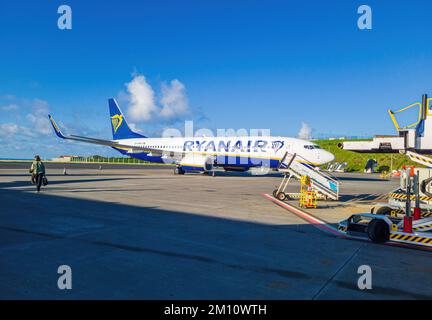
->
xmin=30 ymin=155 xmax=46 ymax=193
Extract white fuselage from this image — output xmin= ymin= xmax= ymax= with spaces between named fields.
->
xmin=113 ymin=136 xmax=335 ymax=169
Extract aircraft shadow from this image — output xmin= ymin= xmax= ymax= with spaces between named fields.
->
xmin=0 ymin=182 xmax=429 ymax=300
xmin=0 ymin=178 xmax=130 ymax=189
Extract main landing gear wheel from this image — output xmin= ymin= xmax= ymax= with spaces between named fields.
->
xmin=367 ymin=218 xmax=390 ymax=243
xmin=174 ymin=167 xmax=185 ymax=175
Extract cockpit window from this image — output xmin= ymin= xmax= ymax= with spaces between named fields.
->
xmin=304 ymin=145 xmax=321 ymax=150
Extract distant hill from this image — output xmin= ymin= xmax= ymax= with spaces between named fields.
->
xmin=315 ymin=139 xmax=419 ymax=172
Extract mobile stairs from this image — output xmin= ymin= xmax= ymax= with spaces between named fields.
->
xmin=273 ymin=152 xmax=340 ymax=201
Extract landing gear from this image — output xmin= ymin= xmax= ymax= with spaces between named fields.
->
xmin=367 ymin=218 xmax=390 ymax=243
xmin=174 ymin=166 xmax=185 ymax=175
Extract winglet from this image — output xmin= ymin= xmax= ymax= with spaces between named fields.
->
xmin=48 ymin=114 xmax=66 ymax=139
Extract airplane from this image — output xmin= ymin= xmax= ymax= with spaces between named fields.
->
xmin=48 ymin=98 xmax=335 ymax=174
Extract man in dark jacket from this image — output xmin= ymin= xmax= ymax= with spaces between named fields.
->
xmin=30 ymin=155 xmax=46 ymax=192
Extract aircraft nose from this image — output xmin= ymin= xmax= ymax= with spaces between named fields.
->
xmin=324 ymin=151 xmax=335 ymax=164
xmin=317 ymin=150 xmax=334 ymax=164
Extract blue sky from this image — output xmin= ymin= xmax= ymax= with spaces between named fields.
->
xmin=0 ymin=0 xmax=431 ymax=158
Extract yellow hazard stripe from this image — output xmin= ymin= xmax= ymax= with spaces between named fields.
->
xmin=410 ymin=154 xmax=432 ymax=165
xmin=390 ymin=234 xmax=432 ymax=244
xmin=414 ymin=224 xmax=432 ymax=231
xmin=389 ymin=193 xmax=432 ymax=202
xmin=384 ymin=207 xmax=432 ymax=218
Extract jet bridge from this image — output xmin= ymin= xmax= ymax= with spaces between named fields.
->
xmin=339 ymin=94 xmax=432 ymax=154
xmin=337 ymin=94 xmax=432 ymax=248
xmin=273 ymin=152 xmax=340 ymax=201
xmin=339 ymin=94 xmax=432 ymax=213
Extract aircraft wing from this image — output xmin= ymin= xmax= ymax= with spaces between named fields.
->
xmin=48 ymin=115 xmax=162 ymax=155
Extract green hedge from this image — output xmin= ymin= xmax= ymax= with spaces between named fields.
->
xmin=71 ymin=156 xmax=151 ymax=164
xmin=315 ymin=139 xmax=419 ymax=172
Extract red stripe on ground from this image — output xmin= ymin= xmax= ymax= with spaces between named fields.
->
xmin=263 ymin=193 xmax=344 ymax=237
xmin=264 ymin=194 xmax=432 ymax=252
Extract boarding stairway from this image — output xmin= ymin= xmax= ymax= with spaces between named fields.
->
xmin=405 ymin=151 xmax=432 ymax=168
xmin=276 ymin=152 xmax=340 ymax=200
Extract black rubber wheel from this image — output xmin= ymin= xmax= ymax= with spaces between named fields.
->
xmin=174 ymin=167 xmax=185 ymax=175
xmin=277 ymin=192 xmax=286 ymax=201
xmin=367 ymin=218 xmax=390 ymax=243
xmin=375 ymin=206 xmax=392 ymax=216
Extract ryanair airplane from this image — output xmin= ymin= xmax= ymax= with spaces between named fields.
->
xmin=49 ymin=98 xmax=335 ymax=174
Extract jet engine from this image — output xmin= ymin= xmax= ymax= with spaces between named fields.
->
xmin=179 ymin=154 xmax=214 ymax=172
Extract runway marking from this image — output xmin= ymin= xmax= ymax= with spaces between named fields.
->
xmin=263 ymin=194 xmax=344 ymax=237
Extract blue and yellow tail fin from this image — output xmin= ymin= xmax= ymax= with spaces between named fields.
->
xmin=109 ymin=98 xmax=145 ymax=140
xmin=48 ymin=114 xmax=66 ymax=139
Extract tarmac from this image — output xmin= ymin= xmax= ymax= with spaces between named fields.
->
xmin=1 ymin=163 xmax=431 ymax=299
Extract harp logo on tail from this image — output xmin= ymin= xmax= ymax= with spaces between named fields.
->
xmin=111 ymin=114 xmax=123 ymax=133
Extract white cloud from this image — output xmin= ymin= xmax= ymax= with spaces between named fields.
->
xmin=1 ymin=104 xmax=19 ymax=111
xmin=26 ymin=113 xmax=51 ymax=135
xmin=298 ymin=122 xmax=312 ymax=140
xmin=26 ymin=98 xmax=51 ymax=135
xmin=0 ymin=95 xmax=120 ymax=159
xmin=159 ymin=79 xmax=189 ymax=119
xmin=128 ymin=122 xmax=145 ymax=134
xmin=31 ymin=98 xmax=49 ymax=110
xmin=123 ymin=74 xmax=190 ymax=123
xmin=0 ymin=97 xmax=50 ymax=140
xmin=0 ymin=123 xmax=19 ymax=136
xmin=125 ymin=75 xmax=157 ymax=122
